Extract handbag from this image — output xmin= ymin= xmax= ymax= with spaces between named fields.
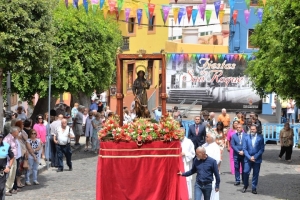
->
xmin=22 ymin=159 xmax=29 ymax=170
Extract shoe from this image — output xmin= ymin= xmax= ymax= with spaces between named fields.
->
xmin=10 ymin=189 xmax=17 ymax=194
xmin=278 ymin=157 xmax=282 ymax=160
xmin=84 ymin=148 xmax=88 ymax=152
xmin=17 ymin=184 xmax=25 ymax=188
xmin=252 ymin=189 xmax=257 ymax=194
xmin=16 ymin=188 xmax=21 ymax=192
xmin=25 ymin=182 xmax=31 ymax=186
xmin=75 ymin=143 xmax=80 ymax=146
xmin=234 ymin=182 xmax=240 ymax=186
xmin=69 ymin=168 xmax=73 ymax=171
xmin=56 ymin=169 xmax=63 ymax=172
xmin=5 ymin=192 xmax=12 ymax=196
xmin=287 ymin=159 xmax=292 ymax=162
xmin=94 ymin=151 xmax=98 ymax=154
xmin=242 ymin=187 xmax=247 ymax=193
xmin=33 ymin=181 xmax=40 ymax=185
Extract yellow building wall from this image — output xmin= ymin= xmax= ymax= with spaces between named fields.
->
xmin=109 ymin=0 xmax=169 ymax=111
xmin=165 ymin=41 xmax=229 ymax=54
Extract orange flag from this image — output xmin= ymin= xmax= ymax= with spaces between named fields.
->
xmin=173 ymin=8 xmax=179 ymax=24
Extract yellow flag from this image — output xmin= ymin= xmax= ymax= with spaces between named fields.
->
xmin=262 ymin=0 xmax=266 ymax=6
xmin=103 ymin=6 xmax=109 ymax=19
xmin=219 ymin=10 xmax=225 ymax=25
xmin=173 ymin=8 xmax=179 ymax=24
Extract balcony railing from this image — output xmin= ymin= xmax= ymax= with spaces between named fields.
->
xmin=122 ymin=36 xmax=129 ymax=51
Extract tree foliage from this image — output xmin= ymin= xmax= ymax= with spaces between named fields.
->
xmin=246 ymin=0 xmax=300 ymax=103
xmin=0 ymin=0 xmax=55 ymax=127
xmin=51 ymin=3 xmax=123 ymax=96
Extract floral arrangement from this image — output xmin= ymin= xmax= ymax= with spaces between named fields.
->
xmin=98 ymin=114 xmax=184 ymax=146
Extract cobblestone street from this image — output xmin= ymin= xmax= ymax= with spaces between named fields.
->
xmin=9 ymin=140 xmax=300 ymax=200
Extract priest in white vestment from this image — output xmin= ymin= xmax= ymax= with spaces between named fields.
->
xmin=202 ymin=132 xmax=221 ymax=200
xmin=181 ymin=136 xmax=195 ymax=200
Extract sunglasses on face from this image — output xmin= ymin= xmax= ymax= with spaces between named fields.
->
xmin=38 ymin=118 xmax=43 ymax=119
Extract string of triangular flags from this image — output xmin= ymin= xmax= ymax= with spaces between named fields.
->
xmin=165 ymin=53 xmax=255 ymax=63
xmin=230 ymin=0 xmax=266 ymax=25
xmin=65 ymin=0 xmax=227 ymax=26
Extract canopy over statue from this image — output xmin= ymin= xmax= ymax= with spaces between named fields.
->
xmin=132 ymin=65 xmax=151 ymax=118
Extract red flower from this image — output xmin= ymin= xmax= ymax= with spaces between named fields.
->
xmin=138 ymin=130 xmax=142 ymax=134
xmin=146 ymin=135 xmax=152 ymax=141
xmin=137 ymin=135 xmax=142 ymax=142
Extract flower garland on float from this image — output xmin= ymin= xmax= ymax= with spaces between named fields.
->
xmin=99 ymin=114 xmax=184 ymax=146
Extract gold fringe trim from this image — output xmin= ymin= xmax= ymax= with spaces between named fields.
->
xmin=98 ymin=155 xmax=180 ymax=158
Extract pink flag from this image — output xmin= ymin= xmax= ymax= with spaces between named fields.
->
xmin=91 ymin=0 xmax=99 ymax=4
xmin=198 ymin=4 xmax=206 ymax=21
xmin=162 ymin=5 xmax=171 ymax=24
xmin=125 ymin=8 xmax=131 ymax=22
xmin=244 ymin=9 xmax=250 ymax=24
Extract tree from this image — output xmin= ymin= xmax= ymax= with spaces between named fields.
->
xmin=50 ymin=2 xmax=123 ymax=107
xmin=246 ymin=0 xmax=300 ymax=103
xmin=0 ymin=0 xmax=55 ymax=127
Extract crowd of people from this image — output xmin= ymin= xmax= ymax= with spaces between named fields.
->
xmin=178 ymin=108 xmax=277 ymax=200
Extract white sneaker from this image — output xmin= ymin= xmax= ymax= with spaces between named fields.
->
xmin=33 ymin=181 xmax=39 ymax=185
xmin=25 ymin=182 xmax=31 ymax=186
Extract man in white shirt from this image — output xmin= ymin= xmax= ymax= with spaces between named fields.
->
xmin=180 ymin=136 xmax=195 ymax=200
xmin=202 ymin=132 xmax=220 ymax=200
xmin=54 ymin=119 xmax=75 ymax=172
xmin=100 ymin=91 xmax=107 ymax=108
xmin=49 ymin=114 xmax=63 ymax=168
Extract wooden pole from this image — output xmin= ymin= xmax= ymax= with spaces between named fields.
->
xmin=160 ymin=54 xmax=167 ymax=116
xmin=116 ymin=55 xmax=124 ymax=126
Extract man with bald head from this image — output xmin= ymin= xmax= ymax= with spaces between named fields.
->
xmin=178 ymin=147 xmax=220 ymax=200
xmin=54 ymin=119 xmax=75 ymax=172
xmin=217 ymin=108 xmax=230 ymax=128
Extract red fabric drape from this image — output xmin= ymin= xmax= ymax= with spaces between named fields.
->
xmin=96 ymin=141 xmax=188 ymax=200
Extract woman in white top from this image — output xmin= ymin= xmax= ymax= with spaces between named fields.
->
xmin=287 ymin=98 xmax=295 ymax=124
xmin=25 ymin=129 xmax=42 ymax=185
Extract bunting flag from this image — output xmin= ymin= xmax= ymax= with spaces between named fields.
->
xmin=117 ymin=0 xmax=124 ymax=12
xmin=109 ymin=1 xmax=116 ymax=13
xmin=214 ymin=1 xmax=221 ymax=19
xmin=144 ymin=3 xmax=149 ymax=19
xmin=73 ymin=0 xmax=79 ymax=9
xmin=103 ymin=5 xmax=109 ymax=19
xmin=233 ymin=10 xmax=238 ymax=25
xmin=186 ymin=6 xmax=193 ymax=23
xmin=178 ymin=7 xmax=185 ymax=25
xmin=205 ymin=10 xmax=212 ymax=25
xmin=148 ymin=3 xmax=155 ymax=24
xmin=263 ymin=0 xmax=266 ymax=6
xmin=245 ymin=0 xmax=250 ymax=10
xmin=257 ymin=8 xmax=263 ymax=23
xmin=229 ymin=0 xmax=235 ymax=10
xmin=137 ymin=9 xmax=143 ymax=25
xmin=192 ymin=9 xmax=198 ymax=26
xmin=244 ymin=9 xmax=250 ymax=24
xmin=220 ymin=3 xmax=224 ymax=10
xmin=198 ymin=4 xmax=206 ymax=21
xmin=167 ymin=54 xmax=171 ymax=62
xmin=125 ymin=8 xmax=131 ymax=22
xmin=161 ymin=5 xmax=171 ymax=25
xmin=219 ymin=10 xmax=225 ymax=25
xmin=65 ymin=0 xmax=68 ymax=8
xmin=100 ymin=0 xmax=105 ymax=9
xmin=173 ymin=8 xmax=179 ymax=24
xmin=115 ymin=10 xmax=119 ymax=21
xmin=83 ymin=0 xmax=88 ymax=13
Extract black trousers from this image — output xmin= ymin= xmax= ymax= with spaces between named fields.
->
xmin=56 ymin=144 xmax=72 ymax=170
xmin=279 ymin=145 xmax=293 ymax=160
xmin=0 ymin=172 xmax=7 ymax=199
xmin=50 ymin=136 xmax=58 ymax=167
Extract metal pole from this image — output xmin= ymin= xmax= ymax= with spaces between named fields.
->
xmin=46 ymin=65 xmax=52 ymax=170
xmin=60 ymin=93 xmax=63 ymax=103
xmin=6 ymin=72 xmax=11 ymax=112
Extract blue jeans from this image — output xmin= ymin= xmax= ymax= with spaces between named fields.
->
xmin=194 ymin=182 xmax=212 ymax=200
xmin=26 ymin=158 xmax=39 ymax=182
xmin=56 ymin=144 xmax=72 ymax=170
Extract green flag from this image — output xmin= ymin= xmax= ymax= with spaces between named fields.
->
xmin=205 ymin=10 xmax=212 ymax=25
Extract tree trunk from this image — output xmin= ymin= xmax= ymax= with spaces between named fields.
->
xmin=0 ymin=68 xmax=3 ymax=130
xmin=70 ymin=92 xmax=90 ymax=109
xmin=31 ymin=97 xmax=57 ymax=120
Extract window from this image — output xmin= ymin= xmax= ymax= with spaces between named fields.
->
xmin=178 ymin=36 xmax=182 ymax=39
xmin=248 ymin=29 xmax=257 ymax=48
xmin=147 ymin=60 xmax=153 ymax=85
xmin=127 ymin=64 xmax=134 ymax=90
xmin=200 ymin=32 xmax=205 ymax=36
xmin=250 ymin=0 xmax=258 ymax=6
xmin=128 ymin=18 xmax=135 ymax=34
xmin=148 ymin=16 xmax=155 ymax=32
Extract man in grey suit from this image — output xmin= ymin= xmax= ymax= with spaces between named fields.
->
xmin=188 ymin=116 xmax=206 ymax=150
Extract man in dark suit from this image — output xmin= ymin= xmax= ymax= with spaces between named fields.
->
xmin=188 ymin=116 xmax=206 ymax=150
xmin=231 ymin=123 xmax=247 ymax=186
xmin=242 ymin=125 xmax=265 ymax=194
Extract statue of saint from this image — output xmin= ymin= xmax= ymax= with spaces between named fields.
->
xmin=132 ymin=67 xmax=151 ymax=118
